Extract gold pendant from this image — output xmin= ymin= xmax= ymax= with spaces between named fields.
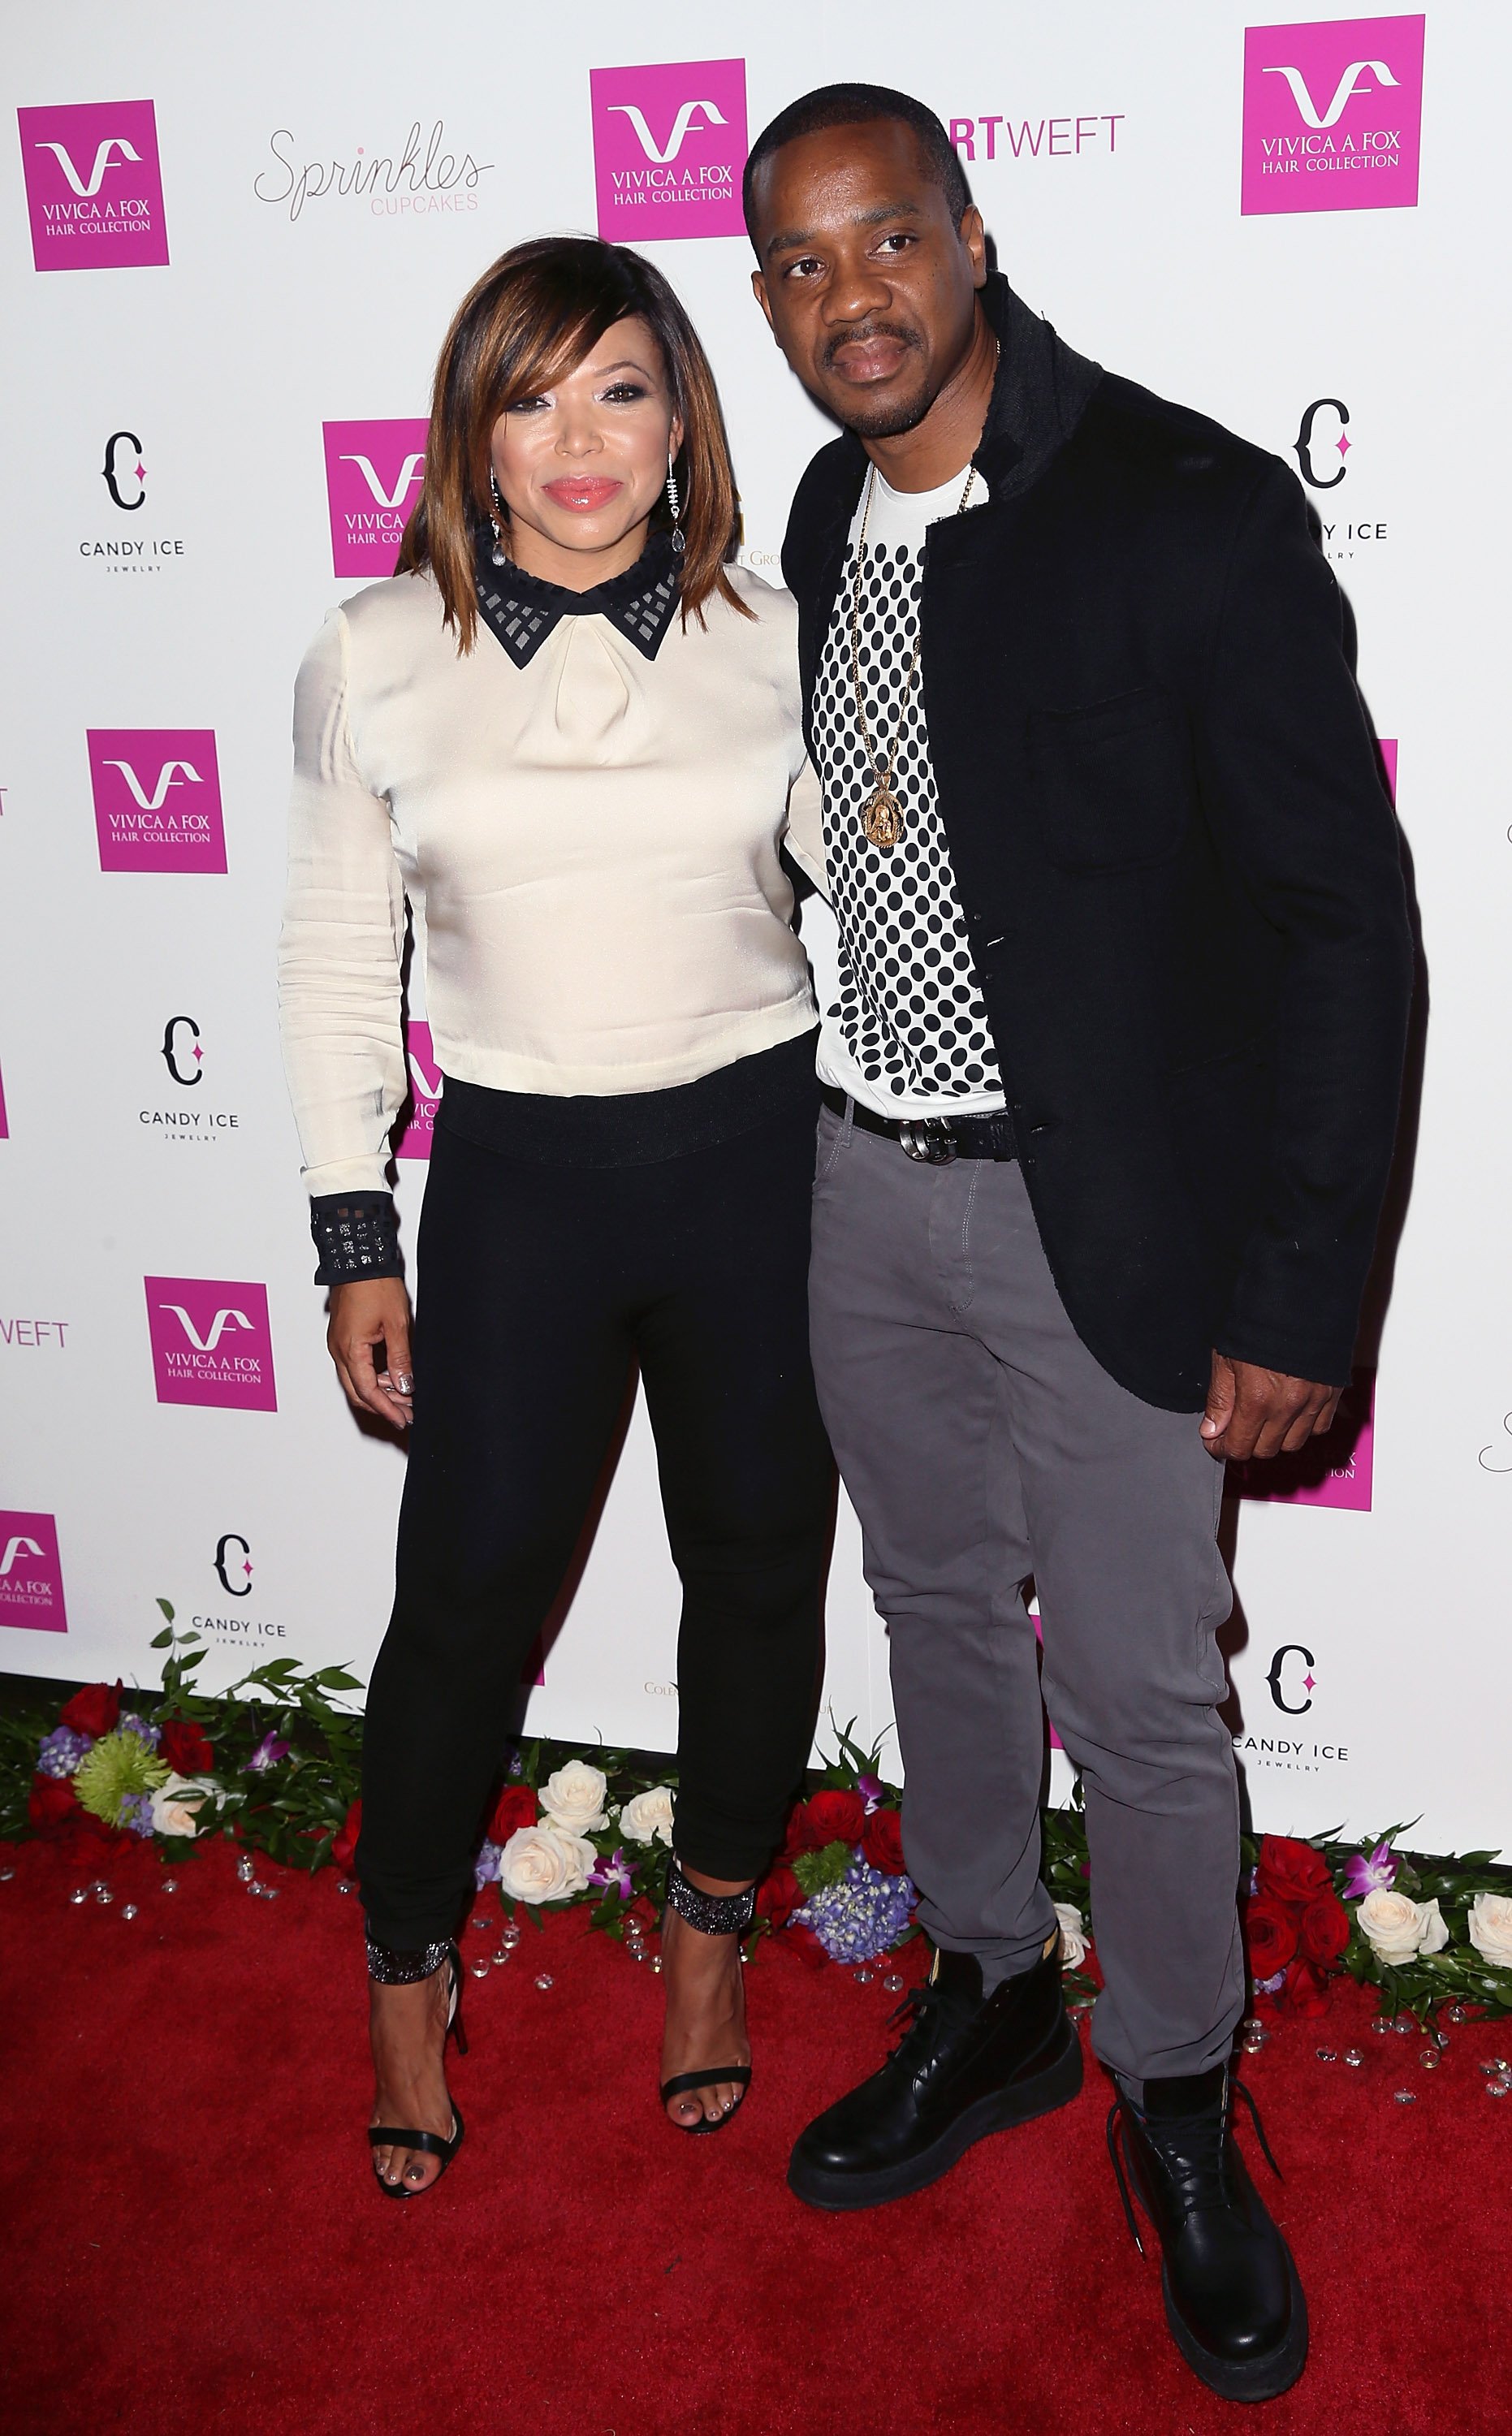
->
xmin=861 ymin=786 xmax=902 ymax=850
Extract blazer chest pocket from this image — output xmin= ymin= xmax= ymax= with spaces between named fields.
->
xmin=1027 ymin=686 xmax=1194 ymax=872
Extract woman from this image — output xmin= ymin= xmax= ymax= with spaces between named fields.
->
xmin=279 ymin=236 xmax=832 ymax=2196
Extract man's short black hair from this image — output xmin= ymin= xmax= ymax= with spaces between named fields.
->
xmin=742 ymin=83 xmax=970 ymax=244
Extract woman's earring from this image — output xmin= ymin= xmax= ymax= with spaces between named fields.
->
xmin=665 ymin=450 xmax=685 ymax=552
xmin=488 ymin=472 xmax=508 ymax=568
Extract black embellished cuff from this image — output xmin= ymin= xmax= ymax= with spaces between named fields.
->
xmin=310 ymin=1192 xmax=403 ymax=1286
xmin=365 ymin=1934 xmax=451 ymax=1985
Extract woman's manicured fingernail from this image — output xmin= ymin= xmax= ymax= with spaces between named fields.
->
xmin=394 ymin=1374 xmax=413 ymax=1393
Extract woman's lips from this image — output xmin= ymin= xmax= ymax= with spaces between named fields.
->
xmin=542 ymin=477 xmax=624 ymax=512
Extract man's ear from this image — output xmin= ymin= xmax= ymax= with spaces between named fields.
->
xmin=751 ymin=268 xmax=776 ymax=335
xmin=959 ymin=205 xmax=987 ymax=288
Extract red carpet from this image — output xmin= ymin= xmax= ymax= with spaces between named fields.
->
xmin=3 ymin=1833 xmax=1507 ymax=2436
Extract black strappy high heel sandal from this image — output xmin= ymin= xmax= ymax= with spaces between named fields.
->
xmin=659 ymin=1858 xmax=756 ymax=2136
xmin=365 ymin=1935 xmax=467 ymax=2199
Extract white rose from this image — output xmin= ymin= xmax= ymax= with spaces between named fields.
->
xmin=1467 ymin=1892 xmax=1512 ymax=1968
xmin=1357 ymin=1887 xmax=1449 ymax=1965
xmin=149 ymin=1772 xmax=218 ymax=1838
xmin=538 ymin=1760 xmax=609 ymax=1835
xmin=620 ymin=1786 xmax=676 ymax=1847
xmin=1053 ymin=1902 xmax=1090 ymax=1972
xmin=497 ymin=1821 xmax=595 ymax=1903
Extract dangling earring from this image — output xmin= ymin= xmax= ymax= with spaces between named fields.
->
xmin=665 ymin=449 xmax=685 ymax=553
xmin=488 ymin=472 xmax=508 ymax=568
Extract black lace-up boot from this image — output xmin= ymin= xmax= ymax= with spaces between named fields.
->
xmin=1108 ymin=2064 xmax=1308 ymax=2401
xmin=788 ymin=1944 xmax=1081 ymax=2210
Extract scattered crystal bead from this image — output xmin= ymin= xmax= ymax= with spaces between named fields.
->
xmin=69 ymin=1887 xmax=88 ymax=1905
xmin=1419 ymin=2049 xmax=1440 ymax=2071
xmin=1315 ymin=2047 xmax=1337 ymax=2062
xmin=854 ymin=1967 xmax=875 ymax=1985
xmin=335 ymin=1879 xmax=356 ymax=1896
xmin=94 ymin=1886 xmax=114 ymax=1905
xmin=1369 ymin=2018 xmax=1390 ymax=2036
xmin=1393 ymin=2018 xmax=1413 ymax=2035
xmin=160 ymin=1877 xmax=178 ymax=1894
xmin=1446 ymin=2005 xmax=1468 ymax=2024
xmin=1344 ymin=2049 xmax=1364 ymax=2067
xmin=473 ymin=1914 xmax=494 ymax=1933
xmin=1487 ymin=2075 xmax=1511 ymax=2098
xmin=236 ymin=1857 xmax=255 ymax=1882
xmin=0 ymin=1865 xmax=14 ymax=1881
xmin=883 ymin=1973 xmax=905 ymax=1993
xmin=651 ymin=1958 xmax=663 ymax=1974
xmin=1393 ymin=2089 xmax=1417 ymax=2104
xmin=534 ymin=1973 xmax=554 ymax=1991
xmin=492 ymin=1950 xmax=512 ymax=1967
xmin=121 ymin=1903 xmax=138 ymax=1920
xmin=470 ymin=1960 xmax=490 ymax=1979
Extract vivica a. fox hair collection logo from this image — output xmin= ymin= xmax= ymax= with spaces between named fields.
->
xmin=16 ymin=99 xmax=170 ymax=269
xmin=322 ymin=421 xmax=428 ymax=577
xmin=1241 ymin=16 xmax=1425 ymax=215
xmin=88 ymin=730 xmax=226 ymax=873
xmin=590 ymin=60 xmax=748 ymax=240
xmin=145 ymin=1278 xmax=278 ymax=1412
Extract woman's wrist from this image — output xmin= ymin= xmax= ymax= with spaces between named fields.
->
xmin=309 ymin=1193 xmax=404 ymax=1286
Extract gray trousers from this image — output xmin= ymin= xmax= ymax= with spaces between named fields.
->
xmin=808 ymin=1103 xmax=1246 ymax=2087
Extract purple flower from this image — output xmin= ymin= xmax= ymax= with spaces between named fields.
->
xmin=590 ymin=1846 xmax=636 ymax=1898
xmin=1253 ymin=1968 xmax=1286 ymax=1996
xmin=244 ymin=1732 xmax=290 ymax=1773
xmin=37 ymin=1726 xmax=93 ymax=1778
xmin=119 ymin=1713 xmax=161 ymax=1749
xmin=1341 ymin=1841 xmax=1397 ymax=1902
xmin=793 ymin=1858 xmax=915 ymax=1963
xmin=474 ymin=1841 xmax=502 ymax=1889
xmin=121 ymin=1792 xmax=156 ymax=1838
xmin=857 ymin=1773 xmax=886 ymax=1815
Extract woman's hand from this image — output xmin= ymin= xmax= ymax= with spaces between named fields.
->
xmin=328 ymin=1278 xmax=414 ymax=1429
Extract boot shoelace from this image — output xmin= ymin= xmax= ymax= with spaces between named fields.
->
xmin=885 ymin=1978 xmax=977 ymax=2070
xmin=1105 ymin=2077 xmax=1281 ymax=2256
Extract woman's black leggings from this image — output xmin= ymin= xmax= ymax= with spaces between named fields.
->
xmin=357 ymin=1069 xmax=833 ymax=1949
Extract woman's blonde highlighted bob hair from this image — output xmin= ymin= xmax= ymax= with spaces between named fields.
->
xmin=398 ymin=234 xmax=749 ymax=647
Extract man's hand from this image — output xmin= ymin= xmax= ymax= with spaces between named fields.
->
xmin=328 ymin=1277 xmax=414 ymax=1430
xmin=1200 ymin=1354 xmax=1341 ymax=1464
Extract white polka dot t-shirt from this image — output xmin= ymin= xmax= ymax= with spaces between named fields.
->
xmin=810 ymin=466 xmax=1006 ymax=1119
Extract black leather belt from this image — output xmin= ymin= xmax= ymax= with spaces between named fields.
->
xmin=820 ymin=1083 xmax=1017 ymax=1166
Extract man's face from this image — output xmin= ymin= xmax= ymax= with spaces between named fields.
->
xmin=750 ymin=121 xmax=986 ymax=439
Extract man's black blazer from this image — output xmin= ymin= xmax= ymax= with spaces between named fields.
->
xmin=782 ymin=275 xmax=1414 ymax=1412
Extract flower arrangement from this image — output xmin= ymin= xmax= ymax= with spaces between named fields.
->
xmin=4 ymin=1606 xmax=1510 ymax=2028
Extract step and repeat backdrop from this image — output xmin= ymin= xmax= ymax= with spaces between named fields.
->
xmin=2 ymin=4 xmax=1508 ymax=1852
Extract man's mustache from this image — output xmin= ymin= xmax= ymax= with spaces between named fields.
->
xmin=820 ymin=320 xmax=922 ymax=374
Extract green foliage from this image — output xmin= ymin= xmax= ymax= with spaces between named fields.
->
xmin=792 ymin=1838 xmax=854 ymax=1897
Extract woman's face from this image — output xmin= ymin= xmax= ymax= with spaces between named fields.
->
xmin=490 ymin=314 xmax=683 ymax=590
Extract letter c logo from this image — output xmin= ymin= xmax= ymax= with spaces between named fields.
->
xmin=1293 ymin=399 xmax=1350 ymax=491
xmin=102 ymin=430 xmax=145 ymax=512
xmin=214 ymin=1533 xmax=252 ymax=1596
xmin=1267 ymin=1643 xmax=1315 ymax=1716
xmin=161 ymin=1014 xmax=202 ymax=1087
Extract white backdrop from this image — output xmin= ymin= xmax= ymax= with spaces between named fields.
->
xmin=2 ymin=2 xmax=1509 ymax=1855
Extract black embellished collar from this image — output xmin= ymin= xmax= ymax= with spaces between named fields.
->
xmin=473 ymin=529 xmax=682 ymax=668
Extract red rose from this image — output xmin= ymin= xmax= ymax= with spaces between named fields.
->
xmin=1245 ymin=1893 xmax=1300 ymax=1979
xmin=159 ymin=1719 xmax=214 ymax=1775
xmin=1281 ymin=1956 xmax=1332 ymax=2019
xmin=487 ymin=1784 xmax=537 ymax=1845
xmin=28 ymin=1773 xmax=80 ymax=1832
xmin=331 ymin=1799 xmax=361 ymax=1872
xmin=787 ymin=1789 xmax=866 ymax=1855
xmin=1298 ymin=1889 xmax=1350 ymax=1970
xmin=781 ymin=1919 xmax=829 ymax=1969
xmin=1255 ymin=1834 xmax=1332 ymax=1907
xmin=861 ymin=1808 xmax=906 ymax=1877
xmin=60 ymin=1681 xmax=121 ymax=1738
xmin=756 ymin=1860 xmax=802 ymax=1929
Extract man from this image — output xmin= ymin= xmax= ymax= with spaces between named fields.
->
xmin=745 ymin=84 xmax=1411 ymax=2404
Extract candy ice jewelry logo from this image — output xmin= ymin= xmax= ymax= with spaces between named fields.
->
xmin=214 ymin=1531 xmax=253 ymax=1596
xmin=16 ymin=99 xmax=170 ymax=270
xmin=590 ymin=60 xmax=747 ymax=240
xmin=145 ymin=1278 xmax=278 ymax=1412
xmin=394 ymin=1021 xmax=442 ymax=1160
xmin=1241 ymin=18 xmax=1425 ymax=214
xmin=0 ymin=1513 xmax=67 ymax=1630
xmin=322 ymin=421 xmax=428 ymax=577
xmin=102 ymin=429 xmax=145 ymax=510
xmin=141 ymin=1014 xmax=240 ymax=1145
xmin=88 ymin=731 xmax=226 ymax=874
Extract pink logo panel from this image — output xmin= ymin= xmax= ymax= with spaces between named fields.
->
xmin=0 ymin=1511 xmax=67 ymax=1630
xmin=1242 ymin=17 xmax=1424 ymax=215
xmin=16 ymin=99 xmax=170 ymax=270
xmin=1229 ymin=1372 xmax=1375 ymax=1512
xmin=145 ymin=1277 xmax=278 ymax=1412
xmin=322 ymin=420 xmax=428 ymax=577
xmin=1378 ymin=736 xmax=1398 ymax=800
xmin=0 ymin=1056 xmax=8 ymax=1138
xmin=590 ymin=59 xmax=747 ymax=240
xmin=88 ymin=730 xmax=225 ymax=875
xmin=394 ymin=1020 xmax=442 ymax=1160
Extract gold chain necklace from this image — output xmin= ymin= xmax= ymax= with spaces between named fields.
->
xmin=849 ymin=461 xmax=977 ymax=851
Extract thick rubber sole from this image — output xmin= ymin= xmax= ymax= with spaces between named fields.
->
xmin=787 ymin=2019 xmax=1083 ymax=2213
xmin=1160 ymin=2243 xmax=1309 ymax=2404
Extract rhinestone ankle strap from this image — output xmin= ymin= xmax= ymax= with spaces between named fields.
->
xmin=665 ymin=1857 xmax=757 ymax=1938
xmin=366 ymin=1934 xmax=451 ymax=1985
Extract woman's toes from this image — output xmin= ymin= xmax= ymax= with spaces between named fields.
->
xmin=371 ymin=2140 xmax=395 ymax=2182
xmin=402 ymin=2146 xmax=439 ymax=2190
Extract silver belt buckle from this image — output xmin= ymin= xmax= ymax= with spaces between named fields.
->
xmin=899 ymin=1118 xmax=957 ymax=1166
